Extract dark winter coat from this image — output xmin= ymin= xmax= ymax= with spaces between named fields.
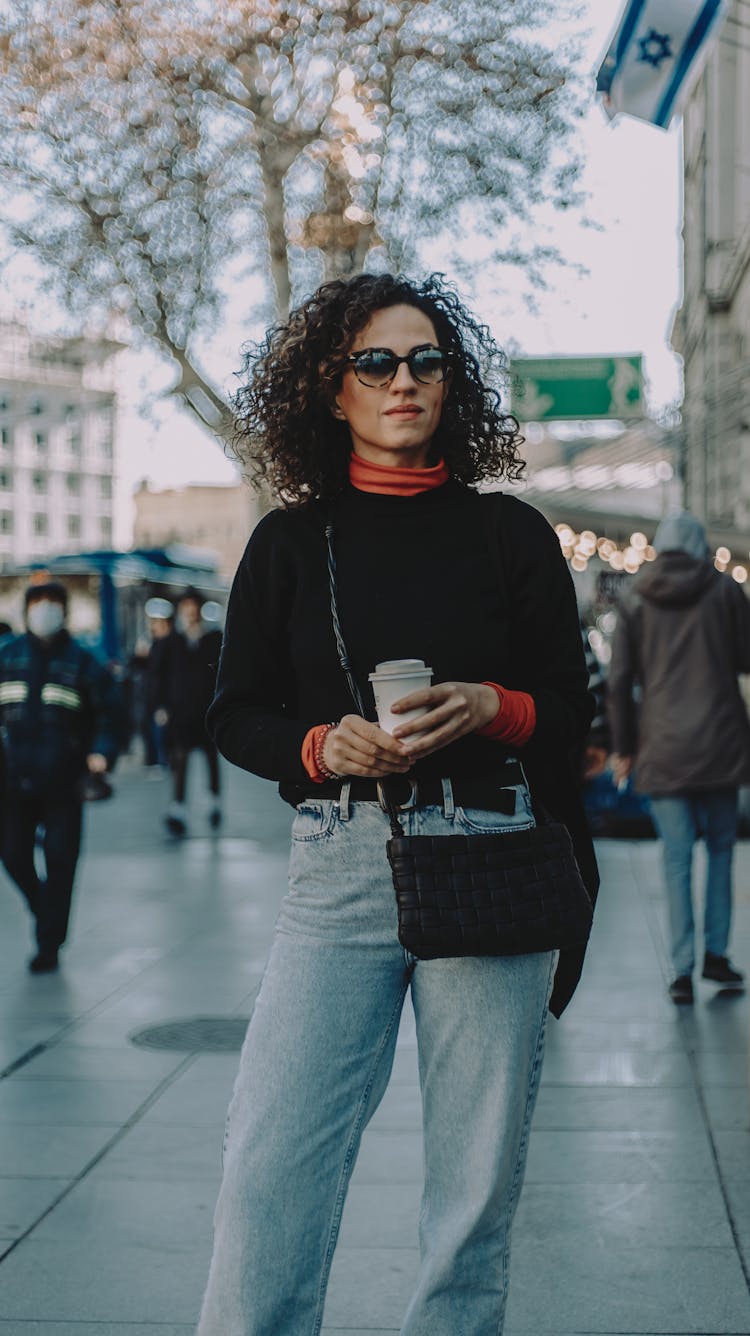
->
xmin=608 ymin=552 xmax=750 ymax=794
xmin=0 ymin=631 xmax=122 ymax=798
xmin=153 ymin=627 xmax=223 ymax=747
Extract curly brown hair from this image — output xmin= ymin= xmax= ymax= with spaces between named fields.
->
xmin=232 ymin=272 xmax=525 ymax=504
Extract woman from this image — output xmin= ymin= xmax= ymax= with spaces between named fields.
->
xmin=197 ymin=273 xmax=598 ymax=1335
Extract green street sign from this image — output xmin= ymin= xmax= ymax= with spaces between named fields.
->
xmin=510 ymin=355 xmax=643 ymax=421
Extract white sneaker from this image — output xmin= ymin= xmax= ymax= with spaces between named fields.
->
xmin=165 ymin=801 xmax=187 ymax=837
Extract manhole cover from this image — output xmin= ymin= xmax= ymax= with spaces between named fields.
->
xmin=129 ymin=1018 xmax=249 ymax=1053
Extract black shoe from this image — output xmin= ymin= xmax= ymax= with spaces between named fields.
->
xmin=165 ymin=814 xmax=187 ymax=837
xmin=702 ymin=953 xmax=745 ymax=987
xmin=668 ymin=974 xmax=694 ymax=1004
xmin=28 ymin=951 xmax=59 ymax=975
xmin=209 ymin=806 xmax=222 ymax=830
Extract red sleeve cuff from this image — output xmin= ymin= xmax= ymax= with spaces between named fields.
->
xmin=301 ymin=724 xmax=329 ymax=783
xmin=476 ymin=682 xmax=536 ymax=747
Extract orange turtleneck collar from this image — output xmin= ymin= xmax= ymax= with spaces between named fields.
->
xmin=349 ymin=453 xmax=449 ymax=496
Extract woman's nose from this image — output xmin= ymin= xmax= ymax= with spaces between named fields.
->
xmin=390 ymin=360 xmax=418 ymax=390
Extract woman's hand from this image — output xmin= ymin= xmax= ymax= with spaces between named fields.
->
xmin=391 ymin=682 xmax=499 ymax=761
xmin=322 ymin=714 xmax=413 ymax=778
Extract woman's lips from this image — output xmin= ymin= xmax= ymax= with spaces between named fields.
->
xmin=385 ymin=406 xmax=423 ymax=416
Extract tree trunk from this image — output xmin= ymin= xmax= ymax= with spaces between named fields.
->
xmin=169 ymin=351 xmax=234 ymax=439
xmin=259 ymin=161 xmax=291 ymax=318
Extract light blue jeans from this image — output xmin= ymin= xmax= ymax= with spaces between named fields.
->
xmin=197 ymin=777 xmax=556 ymax=1336
xmin=649 ymin=789 xmax=739 ymax=977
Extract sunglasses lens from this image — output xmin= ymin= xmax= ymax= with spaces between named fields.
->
xmin=353 ymin=351 xmax=397 ymax=385
xmin=411 ymin=349 xmax=449 ymax=383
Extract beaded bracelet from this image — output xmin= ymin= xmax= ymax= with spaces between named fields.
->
xmin=315 ymin=722 xmax=341 ymax=780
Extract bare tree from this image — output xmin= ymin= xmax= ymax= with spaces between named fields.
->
xmin=0 ymin=0 xmax=586 ymax=436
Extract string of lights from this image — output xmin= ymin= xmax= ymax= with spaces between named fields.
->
xmin=553 ymin=522 xmax=749 ymax=584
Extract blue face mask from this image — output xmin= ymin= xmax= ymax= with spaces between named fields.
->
xmin=27 ymin=600 xmax=65 ymax=638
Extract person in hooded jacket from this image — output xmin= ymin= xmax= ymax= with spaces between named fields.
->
xmin=0 ymin=581 xmax=122 ymax=973
xmin=608 ymin=511 xmax=750 ymax=1003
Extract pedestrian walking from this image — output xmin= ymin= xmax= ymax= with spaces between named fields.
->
xmin=143 ymin=597 xmax=174 ymax=772
xmin=153 ymin=587 xmax=222 ymax=836
xmin=608 ymin=511 xmax=750 ymax=1003
xmin=196 ymin=272 xmax=598 ymax=1335
xmin=0 ymin=581 xmax=121 ymax=973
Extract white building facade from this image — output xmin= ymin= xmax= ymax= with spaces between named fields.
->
xmin=674 ymin=0 xmax=750 ymax=546
xmin=0 ymin=324 xmax=118 ymax=567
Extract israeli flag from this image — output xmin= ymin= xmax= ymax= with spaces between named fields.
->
xmin=597 ymin=0 xmax=729 ymax=128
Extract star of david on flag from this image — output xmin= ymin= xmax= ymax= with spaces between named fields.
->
xmin=597 ymin=0 xmax=729 ymax=128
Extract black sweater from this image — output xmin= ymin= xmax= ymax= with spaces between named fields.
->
xmin=209 ymin=481 xmax=599 ymax=1015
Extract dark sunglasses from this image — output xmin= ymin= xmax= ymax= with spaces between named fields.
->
xmin=344 ymin=345 xmax=454 ymax=388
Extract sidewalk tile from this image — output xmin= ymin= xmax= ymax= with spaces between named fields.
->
xmin=89 ymin=1121 xmax=222 ymax=1182
xmin=0 ymin=1124 xmax=118 ymax=1178
xmin=540 ymin=1046 xmax=694 ymax=1086
xmin=515 ymin=1178 xmax=733 ymax=1247
xmin=532 ymin=1084 xmax=705 ymax=1132
xmin=506 ymin=1239 xmax=750 ymax=1333
xmin=0 ymin=1328 xmax=194 ymax=1335
xmin=0 ymin=1237 xmax=204 ymax=1323
xmin=0 ymin=1178 xmax=72 ymax=1237
xmin=524 ymin=1129 xmax=717 ymax=1182
xmin=0 ymin=1077 xmax=161 ymax=1126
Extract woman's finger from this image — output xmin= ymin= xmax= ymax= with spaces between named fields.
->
xmin=391 ymin=684 xmax=452 ymax=714
xmin=326 ymin=717 xmax=411 ymax=775
xmin=392 ymin=699 xmax=467 ymax=740
xmin=337 ymin=716 xmax=410 ymax=760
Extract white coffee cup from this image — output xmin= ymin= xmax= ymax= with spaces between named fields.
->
xmin=368 ymin=658 xmax=433 ymax=735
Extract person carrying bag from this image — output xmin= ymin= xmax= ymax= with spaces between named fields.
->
xmin=197 ymin=272 xmax=599 ymax=1336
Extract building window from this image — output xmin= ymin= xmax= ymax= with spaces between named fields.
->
xmin=0 ymin=470 xmax=12 ymax=490
xmin=32 ymin=472 xmax=47 ymax=494
xmin=34 ymin=431 xmax=47 ymax=450
xmin=69 ymin=432 xmax=82 ymax=454
xmin=100 ymin=516 xmax=112 ymax=541
xmin=0 ymin=427 xmax=11 ymax=447
xmin=0 ymin=512 xmax=12 ymax=533
xmin=66 ymin=473 xmax=80 ymax=494
xmin=0 ymin=397 xmax=9 ymax=413
xmin=99 ymin=475 xmax=112 ymax=499
xmin=33 ymin=513 xmax=47 ymax=535
xmin=63 ymin=403 xmax=80 ymax=422
xmin=29 ymin=399 xmax=45 ymax=416
xmin=67 ymin=514 xmax=81 ymax=539
xmin=100 ymin=435 xmax=113 ymax=458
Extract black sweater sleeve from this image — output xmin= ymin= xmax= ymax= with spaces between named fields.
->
xmin=207 ymin=512 xmax=311 ymax=783
xmin=496 ymin=495 xmax=594 ymax=758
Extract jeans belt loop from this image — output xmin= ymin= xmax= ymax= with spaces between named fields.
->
xmin=441 ymin=776 xmax=455 ymax=819
xmin=338 ymin=779 xmax=352 ymax=821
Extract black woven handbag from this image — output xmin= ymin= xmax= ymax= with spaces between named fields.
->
xmin=384 ymin=807 xmax=592 ymax=958
xmin=324 ymin=504 xmax=593 ymax=960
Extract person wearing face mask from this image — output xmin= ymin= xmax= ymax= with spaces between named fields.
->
xmin=0 ymin=581 xmax=122 ymax=973
xmin=152 ymin=587 xmax=223 ymax=836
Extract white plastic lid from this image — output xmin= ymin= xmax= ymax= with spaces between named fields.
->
xmin=369 ymin=658 xmax=432 ymax=679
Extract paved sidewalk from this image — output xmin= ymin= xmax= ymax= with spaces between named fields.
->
xmin=0 ymin=759 xmax=749 ymax=1335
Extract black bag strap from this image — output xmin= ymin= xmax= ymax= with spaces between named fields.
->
xmin=324 ymin=517 xmax=405 ymax=838
xmin=324 ymin=519 xmax=368 ymax=717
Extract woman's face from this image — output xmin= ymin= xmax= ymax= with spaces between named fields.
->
xmin=333 ymin=304 xmax=450 ymax=468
